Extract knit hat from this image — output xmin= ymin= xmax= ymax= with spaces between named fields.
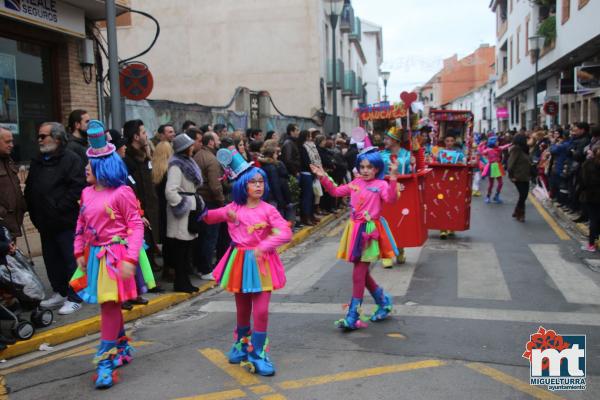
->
xmin=173 ymin=133 xmax=194 ymax=153
xmin=86 ymin=120 xmax=115 ymax=158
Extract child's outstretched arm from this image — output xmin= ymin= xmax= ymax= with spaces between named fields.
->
xmin=381 ymin=159 xmax=400 ymax=203
xmin=204 ymin=203 xmax=234 ymax=225
xmin=311 ymin=164 xmax=351 ymax=198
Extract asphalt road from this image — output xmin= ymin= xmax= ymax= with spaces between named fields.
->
xmin=3 ymin=183 xmax=600 ymax=400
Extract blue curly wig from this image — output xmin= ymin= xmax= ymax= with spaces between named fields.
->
xmin=487 ymin=136 xmax=498 ymax=148
xmin=90 ymin=152 xmax=128 ymax=188
xmin=355 ymin=150 xmax=385 ymax=180
xmin=232 ymin=167 xmax=270 ymax=205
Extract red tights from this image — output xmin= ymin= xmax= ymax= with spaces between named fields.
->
xmin=487 ymin=176 xmax=504 ymax=196
xmin=234 ymin=292 xmax=271 ymax=332
xmin=100 ymin=301 xmax=123 ymax=341
xmin=352 ymin=261 xmax=379 ymax=298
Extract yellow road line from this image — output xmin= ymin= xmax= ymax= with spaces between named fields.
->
xmin=529 ymin=195 xmax=570 ymax=240
xmin=465 ymin=363 xmax=564 ymax=400
xmin=0 ymin=375 xmax=8 ymax=399
xmin=199 ymin=348 xmax=261 ymax=386
xmin=173 ymin=389 xmax=247 ymax=400
xmin=1 ymin=340 xmax=153 ymax=375
xmin=260 ymin=395 xmax=287 ymax=400
xmin=278 ymin=359 xmax=446 ymax=389
xmin=249 ymin=385 xmax=275 ymax=394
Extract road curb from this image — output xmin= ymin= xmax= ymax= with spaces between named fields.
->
xmin=1 ymin=211 xmax=344 ymax=360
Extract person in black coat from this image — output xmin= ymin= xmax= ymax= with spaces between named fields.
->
xmin=259 ymin=141 xmax=294 ymax=223
xmin=581 ymin=147 xmax=600 ymax=252
xmin=24 ymin=122 xmax=85 ymax=314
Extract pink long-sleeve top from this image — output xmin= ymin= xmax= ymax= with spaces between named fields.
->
xmin=320 ymin=176 xmax=398 ymax=223
xmin=478 ymin=142 xmax=511 ymax=163
xmin=74 ymin=185 xmax=144 ymax=265
xmin=204 ymin=201 xmax=292 ymax=253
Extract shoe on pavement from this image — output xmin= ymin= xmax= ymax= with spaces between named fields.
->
xmin=200 ymin=272 xmax=215 ymax=281
xmin=581 ymin=244 xmax=597 ymax=252
xmin=40 ymin=293 xmax=67 ymax=309
xmin=58 ymin=300 xmax=83 ymax=315
xmin=484 ymin=196 xmax=491 ymax=204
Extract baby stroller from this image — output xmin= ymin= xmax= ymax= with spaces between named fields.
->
xmin=0 ymin=248 xmax=54 ymax=340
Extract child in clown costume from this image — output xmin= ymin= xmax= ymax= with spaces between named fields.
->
xmin=311 ymin=147 xmax=401 ymax=330
xmin=478 ymin=136 xmax=511 ymax=204
xmin=70 ymin=120 xmax=155 ymax=389
xmin=202 ymin=148 xmax=292 ymax=376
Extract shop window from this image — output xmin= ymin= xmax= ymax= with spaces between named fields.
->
xmin=0 ymin=36 xmax=55 ymax=163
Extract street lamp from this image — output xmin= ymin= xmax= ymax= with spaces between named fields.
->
xmin=381 ymin=71 xmax=390 ymax=102
xmin=327 ymin=0 xmax=344 ymax=134
xmin=528 ymin=35 xmax=542 ymax=130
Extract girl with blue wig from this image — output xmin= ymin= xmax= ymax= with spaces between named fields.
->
xmin=70 ymin=120 xmax=155 ymax=389
xmin=311 ymin=147 xmax=401 ymax=330
xmin=202 ymin=149 xmax=292 ymax=376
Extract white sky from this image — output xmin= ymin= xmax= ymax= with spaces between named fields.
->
xmin=352 ymin=0 xmax=496 ymax=101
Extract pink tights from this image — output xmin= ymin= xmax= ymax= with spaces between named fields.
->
xmin=234 ymin=292 xmax=272 ymax=332
xmin=100 ymin=301 xmax=123 ymax=341
xmin=352 ymin=261 xmax=379 ymax=298
xmin=487 ymin=176 xmax=503 ymax=196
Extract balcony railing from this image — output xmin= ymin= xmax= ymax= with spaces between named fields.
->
xmin=349 ymin=17 xmax=361 ymax=43
xmin=343 ymin=71 xmax=356 ymax=96
xmin=327 ymin=59 xmax=344 ymax=89
xmin=499 ymin=71 xmax=508 ymax=88
xmin=339 ymin=3 xmax=354 ymax=33
xmin=352 ymin=76 xmax=363 ymax=100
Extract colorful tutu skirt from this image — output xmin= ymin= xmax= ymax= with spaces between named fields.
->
xmin=70 ymin=242 xmax=156 ymax=304
xmin=337 ymin=218 xmax=399 ymax=263
xmin=482 ymin=161 xmax=505 ymax=178
xmin=213 ymin=246 xmax=286 ymax=293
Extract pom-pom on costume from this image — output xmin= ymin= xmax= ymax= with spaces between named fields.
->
xmin=69 ymin=120 xmax=153 ymax=388
xmin=478 ymin=137 xmax=511 ymax=203
xmin=205 ymin=149 xmax=292 ymax=376
xmin=319 ymin=147 xmax=398 ymax=330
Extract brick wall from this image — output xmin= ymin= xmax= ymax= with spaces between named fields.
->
xmin=58 ymin=37 xmax=100 ymax=125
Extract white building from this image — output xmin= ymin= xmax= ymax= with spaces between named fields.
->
xmin=111 ymin=0 xmax=382 ymax=133
xmin=490 ymin=0 xmax=600 ymax=130
xmin=360 ymin=19 xmax=383 ymax=105
xmin=447 ymin=81 xmax=498 ymax=134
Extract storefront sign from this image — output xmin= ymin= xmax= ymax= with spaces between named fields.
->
xmin=496 ymin=107 xmax=509 ymax=119
xmin=0 ymin=53 xmax=19 ymax=134
xmin=358 ymin=103 xmax=407 ymax=121
xmin=0 ymin=0 xmax=85 ymax=38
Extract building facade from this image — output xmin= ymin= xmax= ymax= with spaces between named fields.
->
xmin=447 ymin=81 xmax=498 ymax=134
xmin=0 ymin=0 xmax=128 ymax=163
xmin=360 ymin=19 xmax=383 ymax=105
xmin=490 ymin=0 xmax=600 ymax=130
xmin=113 ymin=0 xmax=382 ymax=134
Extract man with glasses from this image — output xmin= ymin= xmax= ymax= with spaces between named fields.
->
xmin=25 ymin=122 xmax=86 ymax=315
xmin=66 ymin=109 xmax=91 ymax=165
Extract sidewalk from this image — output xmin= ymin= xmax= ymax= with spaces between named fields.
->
xmin=532 ymin=195 xmax=600 ymax=272
xmin=0 ymin=211 xmax=344 ymax=360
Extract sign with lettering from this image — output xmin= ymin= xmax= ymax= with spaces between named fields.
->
xmin=357 ymin=102 xmax=407 ymax=121
xmin=0 ymin=0 xmax=85 ymax=38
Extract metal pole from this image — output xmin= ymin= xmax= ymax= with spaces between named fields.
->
xmin=331 ymin=14 xmax=338 ymax=134
xmin=106 ymin=0 xmax=122 ymax=130
xmin=489 ymin=88 xmax=493 ymax=132
xmin=383 ymin=80 xmax=388 ymax=102
xmin=533 ymin=49 xmax=539 ymax=130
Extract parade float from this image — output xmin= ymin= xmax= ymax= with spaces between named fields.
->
xmin=356 ymin=93 xmax=429 ymax=248
xmin=423 ymin=109 xmax=475 ymax=232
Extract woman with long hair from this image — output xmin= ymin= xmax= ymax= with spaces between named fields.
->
xmin=507 ymin=133 xmax=530 ymax=222
xmin=152 ymin=141 xmax=174 ymax=280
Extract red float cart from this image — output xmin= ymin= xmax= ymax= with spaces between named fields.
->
xmin=424 ymin=110 xmax=475 ymax=231
xmin=356 ymin=100 xmax=430 ymax=248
